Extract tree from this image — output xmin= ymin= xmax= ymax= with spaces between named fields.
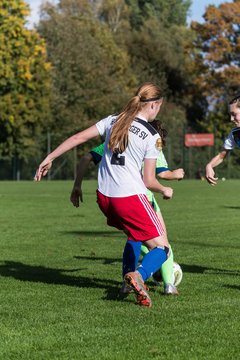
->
xmin=126 ymin=17 xmax=193 ymax=95
xmin=38 ymin=0 xmax=196 ymax=177
xmin=0 ymin=0 xmax=51 ymax=164
xmin=99 ymin=0 xmax=129 ymax=33
xmin=38 ymin=0 xmax=136 ymax=140
xmin=126 ymin=0 xmax=191 ymax=29
xmin=187 ymin=1 xmax=240 ymax=178
xmin=99 ymin=0 xmax=192 ymax=173
xmin=191 ymin=1 xmax=240 ymax=134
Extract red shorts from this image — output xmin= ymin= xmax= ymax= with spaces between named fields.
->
xmin=96 ymin=190 xmax=164 ymax=241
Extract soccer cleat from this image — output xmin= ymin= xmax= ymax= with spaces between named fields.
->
xmin=124 ymin=271 xmax=152 ymax=307
xmin=119 ymin=280 xmax=149 ymax=298
xmin=164 ymin=283 xmax=179 ymax=295
xmin=120 ymin=281 xmax=133 ymax=294
xmin=119 ymin=281 xmax=134 ymax=297
xmin=144 ymin=283 xmax=150 ymax=292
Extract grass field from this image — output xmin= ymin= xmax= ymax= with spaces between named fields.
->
xmin=0 ymin=179 xmax=239 ymax=360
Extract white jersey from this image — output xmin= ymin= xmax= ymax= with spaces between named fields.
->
xmin=96 ymin=114 xmax=161 ymax=197
xmin=223 ymin=127 xmax=240 ymax=150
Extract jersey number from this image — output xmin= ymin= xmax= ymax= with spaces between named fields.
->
xmin=111 ymin=153 xmax=125 ymax=166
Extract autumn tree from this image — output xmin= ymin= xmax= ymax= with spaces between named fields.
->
xmin=190 ymin=1 xmax=240 ymax=135
xmin=0 ymin=0 xmax=51 ymax=170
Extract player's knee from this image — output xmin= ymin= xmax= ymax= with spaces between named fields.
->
xmin=156 ymin=245 xmax=170 ymax=257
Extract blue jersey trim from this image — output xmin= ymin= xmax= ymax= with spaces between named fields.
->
xmin=156 ymin=167 xmax=170 ymax=174
xmin=135 ymin=118 xmax=158 ymax=135
xmin=232 ymin=128 xmax=240 ymax=147
xmin=89 ymin=151 xmax=102 ymax=165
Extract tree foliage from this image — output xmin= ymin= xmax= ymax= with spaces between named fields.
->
xmin=103 ymin=0 xmax=194 ymax=108
xmin=190 ymin=1 xmax=240 ymax=134
xmin=126 ymin=18 xmax=193 ymax=96
xmin=99 ymin=0 xmax=130 ymax=33
xmin=120 ymin=0 xmax=192 ymax=160
xmin=126 ymin=0 xmax=191 ymax=29
xmin=6 ymin=0 xmax=238 ymax=179
xmin=38 ymin=0 xmax=136 ymax=143
xmin=36 ymin=0 xmax=193 ymax=176
xmin=0 ymin=0 xmax=51 ymax=161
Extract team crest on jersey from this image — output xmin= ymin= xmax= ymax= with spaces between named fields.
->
xmin=156 ymin=137 xmax=162 ymax=150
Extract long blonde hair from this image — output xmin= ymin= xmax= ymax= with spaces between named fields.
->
xmin=108 ymin=82 xmax=163 ymax=153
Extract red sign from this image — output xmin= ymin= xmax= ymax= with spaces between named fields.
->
xmin=185 ymin=133 xmax=214 ymax=147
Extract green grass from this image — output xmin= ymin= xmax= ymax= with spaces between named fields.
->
xmin=0 ymin=180 xmax=239 ymax=360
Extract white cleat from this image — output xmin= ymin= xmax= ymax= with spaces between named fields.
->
xmin=164 ymin=283 xmax=179 ymax=295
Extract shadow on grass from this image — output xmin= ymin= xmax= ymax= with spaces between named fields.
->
xmin=223 ymin=205 xmax=240 ymax=210
xmin=223 ymin=284 xmax=240 ymax=291
xmin=181 ymin=263 xmax=240 ymax=276
xmin=61 ymin=230 xmax=122 ymax=238
xmin=173 ymin=240 xmax=240 ymax=249
xmin=1 ymin=260 xmax=238 ymax=303
xmin=0 ymin=260 xmax=133 ymax=303
xmin=72 ymin=256 xmax=240 ymax=277
xmin=73 ymin=255 xmax=121 ymax=265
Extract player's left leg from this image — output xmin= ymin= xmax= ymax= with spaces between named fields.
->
xmin=141 ymin=210 xmax=178 ymax=295
xmin=122 ymin=240 xmax=142 ymax=277
xmin=120 ymin=240 xmax=142 ymax=296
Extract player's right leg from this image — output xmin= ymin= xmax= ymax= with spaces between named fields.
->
xmin=125 ymin=234 xmax=169 ymax=308
xmin=97 ymin=192 xmax=169 ymax=307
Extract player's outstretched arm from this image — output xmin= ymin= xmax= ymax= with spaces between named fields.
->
xmin=34 ymin=125 xmax=99 ymax=181
xmin=158 ymin=168 xmax=185 ymax=181
xmin=205 ymin=150 xmax=228 ymax=185
xmin=70 ymin=153 xmax=94 ymax=208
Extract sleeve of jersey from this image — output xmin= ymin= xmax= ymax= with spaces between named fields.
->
xmin=95 ymin=115 xmax=113 ymax=136
xmin=223 ymin=132 xmax=235 ymax=150
xmin=89 ymin=143 xmax=104 ymax=165
xmin=144 ymin=134 xmax=160 ymax=159
xmin=156 ymin=151 xmax=169 ymax=174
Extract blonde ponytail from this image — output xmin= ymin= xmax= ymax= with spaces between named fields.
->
xmin=109 ymin=96 xmax=141 ymax=153
xmin=109 ymin=82 xmax=163 ymax=153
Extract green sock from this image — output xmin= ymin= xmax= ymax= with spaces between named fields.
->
xmin=140 ymin=244 xmax=149 ymax=257
xmin=161 ymin=245 xmax=174 ymax=285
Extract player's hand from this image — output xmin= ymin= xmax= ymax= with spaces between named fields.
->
xmin=70 ymin=186 xmax=83 ymax=207
xmin=206 ymin=174 xmax=218 ymax=185
xmin=172 ymin=168 xmax=185 ymax=180
xmin=34 ymin=157 xmax=52 ymax=181
xmin=205 ymin=167 xmax=218 ymax=185
xmin=162 ymin=186 xmax=173 ymax=200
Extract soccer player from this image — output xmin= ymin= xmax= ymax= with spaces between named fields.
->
xmin=206 ymin=95 xmax=240 ymax=185
xmin=35 ymin=82 xmax=173 ymax=307
xmin=70 ymin=142 xmax=184 ymax=295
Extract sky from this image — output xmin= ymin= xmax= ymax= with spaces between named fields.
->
xmin=25 ymin=0 xmax=229 ymax=28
